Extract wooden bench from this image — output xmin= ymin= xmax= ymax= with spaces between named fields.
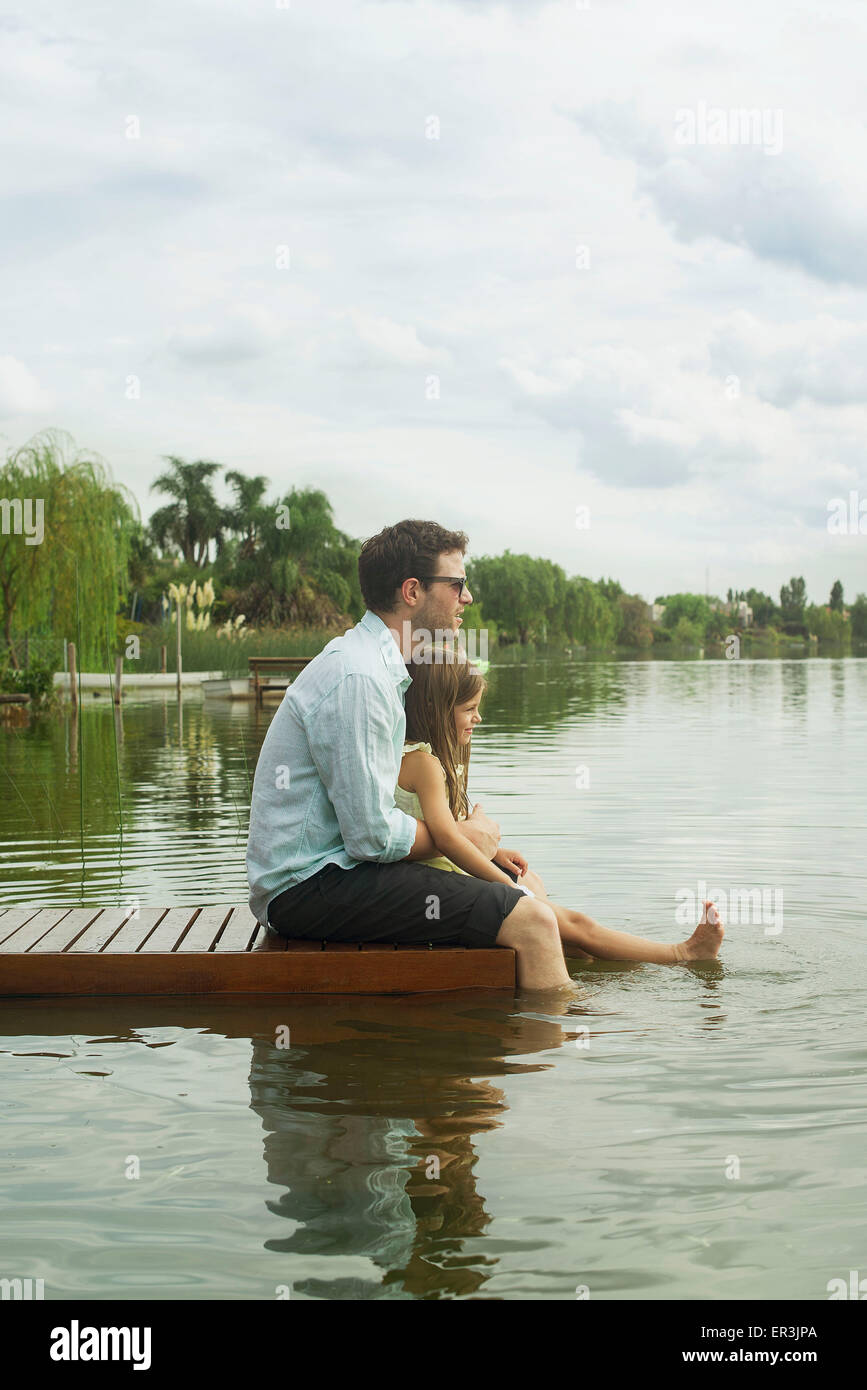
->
xmin=248 ymin=656 xmax=311 ymax=704
xmin=0 ymin=905 xmax=516 ymax=996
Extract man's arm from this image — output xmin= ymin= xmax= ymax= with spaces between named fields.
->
xmin=405 ymin=818 xmax=438 ymax=860
xmin=305 ymin=673 xmax=416 ymax=862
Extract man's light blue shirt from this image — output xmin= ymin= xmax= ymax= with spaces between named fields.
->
xmin=246 ymin=610 xmax=418 ymax=924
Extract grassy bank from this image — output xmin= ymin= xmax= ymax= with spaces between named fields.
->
xmin=133 ymin=625 xmax=340 ymax=676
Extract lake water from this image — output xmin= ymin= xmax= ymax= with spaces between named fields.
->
xmin=1 ymin=653 xmax=865 ymax=1300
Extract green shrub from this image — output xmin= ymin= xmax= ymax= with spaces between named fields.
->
xmin=671 ymin=615 xmax=701 ymax=647
xmin=0 ymin=659 xmax=56 ymax=707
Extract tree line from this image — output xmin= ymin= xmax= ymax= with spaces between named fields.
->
xmin=1 ymin=431 xmax=865 ymax=681
xmin=466 ymin=556 xmax=866 ymax=648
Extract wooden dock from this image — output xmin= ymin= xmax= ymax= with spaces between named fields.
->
xmin=0 ymin=905 xmax=516 ymax=996
xmin=248 ymin=655 xmax=311 ymax=704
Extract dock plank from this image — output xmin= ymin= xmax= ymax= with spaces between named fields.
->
xmin=102 ymin=907 xmax=168 ymax=953
xmin=252 ymin=927 xmax=286 ymax=952
xmin=213 ymin=906 xmax=259 ymax=952
xmin=0 ymin=908 xmax=71 ymax=952
xmin=68 ymin=907 xmax=137 ymax=953
xmin=0 ymin=907 xmax=42 ymax=946
xmin=138 ymin=907 xmax=200 ymax=953
xmin=28 ymin=908 xmax=104 ymax=953
xmin=175 ymin=905 xmax=233 ymax=953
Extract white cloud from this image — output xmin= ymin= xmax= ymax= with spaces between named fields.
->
xmin=571 ymin=98 xmax=867 ymax=286
xmin=0 ymin=356 xmax=53 ymax=414
xmin=498 ymin=358 xmax=565 ymax=397
xmin=708 ymin=310 xmax=867 ymax=406
xmin=1 ymin=0 xmax=866 ymax=602
xmin=348 ymin=311 xmax=451 ymax=366
xmin=167 ymin=305 xmax=285 ymax=365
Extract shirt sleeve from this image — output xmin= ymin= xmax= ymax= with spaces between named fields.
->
xmin=304 ymin=672 xmax=418 ymax=863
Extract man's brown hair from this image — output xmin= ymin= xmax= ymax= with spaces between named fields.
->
xmin=358 ymin=519 xmax=468 ymax=614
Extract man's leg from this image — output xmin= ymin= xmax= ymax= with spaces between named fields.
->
xmin=495 ymin=896 xmax=572 ymax=990
xmin=268 ymin=862 xmax=573 ymax=990
xmin=267 ymin=861 xmax=530 ymax=947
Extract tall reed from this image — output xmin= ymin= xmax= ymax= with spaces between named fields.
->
xmin=134 ymin=625 xmax=336 ymax=674
xmin=75 ymin=559 xmax=85 ymax=885
xmin=106 ymin=611 xmax=124 ymax=858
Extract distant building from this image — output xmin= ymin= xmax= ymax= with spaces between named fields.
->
xmin=647 ymin=602 xmax=666 ymax=624
xmin=727 ymin=600 xmax=752 ymax=626
xmin=720 ymin=598 xmax=753 ymax=627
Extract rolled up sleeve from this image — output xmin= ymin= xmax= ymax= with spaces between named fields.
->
xmin=304 ymin=672 xmax=417 ymax=862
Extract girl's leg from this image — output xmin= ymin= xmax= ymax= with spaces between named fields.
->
xmin=519 ymin=871 xmax=724 ymax=964
xmin=552 ymin=903 xmax=725 ymax=964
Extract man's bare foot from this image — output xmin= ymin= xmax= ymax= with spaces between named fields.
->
xmin=675 ymin=900 xmax=725 ymax=962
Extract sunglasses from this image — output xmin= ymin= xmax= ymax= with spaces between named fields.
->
xmin=417 ymin=575 xmax=469 ymax=599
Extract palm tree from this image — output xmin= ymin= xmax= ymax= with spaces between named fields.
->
xmin=223 ymin=470 xmax=269 ymax=558
xmin=149 ymin=457 xmax=223 ymax=567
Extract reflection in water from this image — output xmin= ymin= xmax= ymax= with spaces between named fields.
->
xmin=483 ymin=657 xmax=629 ymax=734
xmin=247 ymin=994 xmax=572 ymax=1300
xmin=0 ymin=993 xmax=581 ymax=1300
xmin=1 ymin=907 xmax=864 ymax=1301
xmin=781 ymin=659 xmax=809 ymax=721
xmin=830 ymin=659 xmax=846 ymax=711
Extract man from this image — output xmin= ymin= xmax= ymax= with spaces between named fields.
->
xmin=246 ymin=519 xmax=571 ymax=990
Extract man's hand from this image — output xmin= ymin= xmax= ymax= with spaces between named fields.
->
xmin=457 ymin=801 xmax=500 ymax=860
xmin=493 ymin=846 xmax=528 ymax=876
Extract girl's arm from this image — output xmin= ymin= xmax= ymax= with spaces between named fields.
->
xmin=403 ymin=752 xmax=518 ymax=887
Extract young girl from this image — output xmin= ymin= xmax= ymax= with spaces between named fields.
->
xmin=396 ymin=654 xmax=724 ymax=964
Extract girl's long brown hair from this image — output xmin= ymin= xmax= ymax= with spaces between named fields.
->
xmin=403 ymin=648 xmax=487 ymax=820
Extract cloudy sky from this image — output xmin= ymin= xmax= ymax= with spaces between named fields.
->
xmin=2 ymin=0 xmax=866 ymax=604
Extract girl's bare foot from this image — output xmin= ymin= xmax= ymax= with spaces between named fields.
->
xmin=674 ymin=900 xmax=725 ymax=962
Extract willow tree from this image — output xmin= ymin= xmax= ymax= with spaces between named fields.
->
xmin=0 ymin=429 xmax=137 ymax=668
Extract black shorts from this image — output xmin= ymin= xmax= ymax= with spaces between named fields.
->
xmin=267 ymin=861 xmax=526 ymax=950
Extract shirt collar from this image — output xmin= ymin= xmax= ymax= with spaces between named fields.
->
xmin=360 ymin=610 xmax=411 ymax=690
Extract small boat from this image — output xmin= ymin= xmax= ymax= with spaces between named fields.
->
xmin=201 ymin=678 xmax=254 ymax=700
